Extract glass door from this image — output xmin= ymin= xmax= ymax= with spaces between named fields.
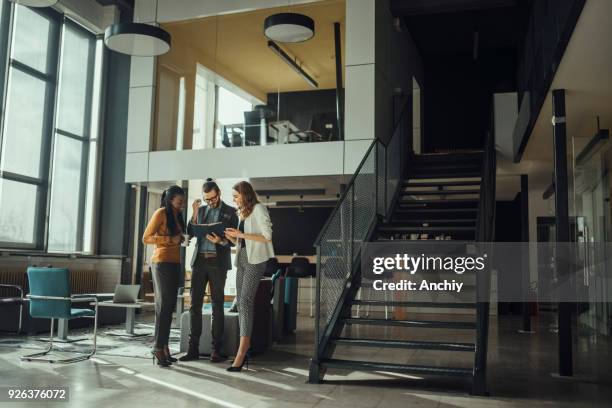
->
xmin=571 ymin=134 xmax=611 ymax=337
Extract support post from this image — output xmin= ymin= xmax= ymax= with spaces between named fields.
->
xmin=309 ymin=245 xmax=323 ymax=383
xmin=552 ymin=89 xmax=573 ymax=377
xmin=333 ymin=22 xmax=343 ymax=141
xmin=520 ymin=174 xmax=533 ymax=333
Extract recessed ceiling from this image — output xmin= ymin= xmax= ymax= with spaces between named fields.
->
xmin=522 ymin=0 xmax=612 ymax=163
xmin=160 ymin=0 xmax=345 ymax=101
xmin=399 ymin=1 xmax=527 ymax=57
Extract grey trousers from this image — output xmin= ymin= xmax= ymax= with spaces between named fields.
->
xmin=235 ymin=248 xmax=266 ymax=337
xmin=189 ymin=254 xmax=227 ymax=352
xmin=151 ymin=262 xmax=180 ymax=349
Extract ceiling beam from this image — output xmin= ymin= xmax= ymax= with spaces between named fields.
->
xmin=391 ymin=0 xmax=518 ymax=16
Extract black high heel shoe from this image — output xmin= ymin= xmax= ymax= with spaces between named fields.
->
xmin=226 ymin=355 xmax=249 ymax=372
xmin=152 ymin=349 xmax=171 ymax=367
xmin=165 ymin=346 xmax=177 ymax=363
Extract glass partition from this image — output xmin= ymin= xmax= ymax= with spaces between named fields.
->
xmin=570 ymin=123 xmax=612 ymax=338
xmin=154 ymin=0 xmax=346 ymax=151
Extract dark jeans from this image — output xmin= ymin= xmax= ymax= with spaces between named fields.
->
xmin=189 ymin=254 xmax=227 ymax=352
xmin=151 ymin=262 xmax=180 ymax=349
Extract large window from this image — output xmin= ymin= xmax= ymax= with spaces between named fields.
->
xmin=215 ymin=85 xmax=254 ymax=148
xmin=0 ymin=3 xmax=103 ymax=253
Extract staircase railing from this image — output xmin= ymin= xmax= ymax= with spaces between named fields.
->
xmin=309 ymin=109 xmax=410 ymax=383
xmin=472 ymin=129 xmax=496 ymax=395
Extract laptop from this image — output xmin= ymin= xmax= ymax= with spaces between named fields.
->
xmin=112 ymin=284 xmax=141 ymax=304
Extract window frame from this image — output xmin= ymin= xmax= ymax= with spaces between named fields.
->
xmin=0 ymin=5 xmax=61 ymax=250
xmin=0 ymin=2 xmax=102 ymax=253
xmin=46 ymin=18 xmax=96 ymax=253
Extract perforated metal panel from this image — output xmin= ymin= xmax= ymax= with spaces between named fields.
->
xmin=315 ymin=125 xmax=408 ymax=344
xmin=377 ymin=144 xmax=386 ymax=216
xmin=386 ymin=129 xmax=401 ymax=215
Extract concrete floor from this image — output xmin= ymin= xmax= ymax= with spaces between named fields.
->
xmin=0 ymin=310 xmax=610 ymax=408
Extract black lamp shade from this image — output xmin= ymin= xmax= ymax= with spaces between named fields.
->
xmin=8 ymin=0 xmax=58 ymax=6
xmin=264 ymin=13 xmax=315 ymax=43
xmin=104 ymin=22 xmax=171 ymax=57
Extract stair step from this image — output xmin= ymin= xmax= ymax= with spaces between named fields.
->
xmin=403 ymin=180 xmax=481 ymax=187
xmin=410 ymin=172 xmax=481 ymax=179
xmin=412 ymin=152 xmax=482 ymax=161
xmin=321 ymin=359 xmax=473 ymax=377
xmin=411 ymin=163 xmax=481 ymax=171
xmin=377 ymin=225 xmax=475 ymax=233
xmin=389 ymin=219 xmax=477 ymax=225
xmin=343 ymin=317 xmax=477 ymax=330
xmin=401 ymin=189 xmax=481 ymax=196
xmin=395 ymin=207 xmax=478 ymax=213
xmin=332 ymin=338 xmax=476 ymax=352
xmin=399 ymin=199 xmax=480 ymax=205
xmin=351 ymin=300 xmax=477 ymax=308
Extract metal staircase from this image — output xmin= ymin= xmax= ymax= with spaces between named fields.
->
xmin=308 ymin=120 xmax=496 ymax=395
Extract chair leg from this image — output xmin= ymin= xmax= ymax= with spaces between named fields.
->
xmin=364 ymin=286 xmax=371 ymax=318
xmin=21 ymin=310 xmax=98 ymax=364
xmin=384 ymin=288 xmax=389 ymax=320
xmin=17 ymin=303 xmax=23 ymax=334
xmin=21 ymin=319 xmax=54 ymax=361
xmin=309 ymin=276 xmax=314 ymax=318
xmin=88 ymin=304 xmax=98 ymax=358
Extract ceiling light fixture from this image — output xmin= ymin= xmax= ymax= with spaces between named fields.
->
xmin=104 ymin=22 xmax=171 ymax=56
xmin=267 ymin=41 xmax=318 ymax=88
xmin=8 ymin=0 xmax=58 ymax=7
xmin=104 ymin=0 xmax=171 ymax=57
xmin=264 ymin=12 xmax=315 ymax=43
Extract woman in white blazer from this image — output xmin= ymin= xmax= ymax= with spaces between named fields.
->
xmin=224 ymin=181 xmax=274 ymax=371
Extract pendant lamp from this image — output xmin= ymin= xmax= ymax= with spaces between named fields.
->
xmin=264 ymin=12 xmax=314 ymax=43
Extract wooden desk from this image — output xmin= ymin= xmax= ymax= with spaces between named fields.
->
xmin=275 ymin=255 xmax=316 ymax=264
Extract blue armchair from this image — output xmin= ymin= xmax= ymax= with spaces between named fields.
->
xmin=21 ymin=267 xmax=99 ymax=363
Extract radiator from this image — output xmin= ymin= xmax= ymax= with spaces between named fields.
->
xmin=0 ymin=269 xmax=98 ymax=296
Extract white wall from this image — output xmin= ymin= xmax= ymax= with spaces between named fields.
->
xmin=345 ymin=0 xmax=376 ymax=141
xmin=127 ymin=141 xmax=348 ymax=183
xmin=494 ymin=93 xmax=519 ymax=160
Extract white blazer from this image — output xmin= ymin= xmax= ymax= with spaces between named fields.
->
xmin=237 ymin=203 xmax=275 ymax=265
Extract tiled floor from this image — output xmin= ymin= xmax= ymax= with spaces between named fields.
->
xmin=0 ymin=310 xmax=610 ymax=408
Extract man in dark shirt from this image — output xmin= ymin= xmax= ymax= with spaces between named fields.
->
xmin=181 ymin=179 xmax=238 ymax=362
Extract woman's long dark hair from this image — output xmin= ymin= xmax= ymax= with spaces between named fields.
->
xmin=233 ymin=181 xmax=259 ymax=219
xmin=160 ymin=185 xmax=185 ymax=234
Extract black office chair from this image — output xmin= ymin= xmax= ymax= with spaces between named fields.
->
xmin=264 ymin=257 xmax=280 ymax=278
xmin=221 ymin=126 xmax=232 ymax=147
xmin=0 ymin=283 xmax=24 ymax=334
xmin=309 ymin=112 xmax=338 ymax=141
xmin=244 ymin=110 xmax=263 ymax=146
xmin=285 ymin=257 xmax=315 ymax=317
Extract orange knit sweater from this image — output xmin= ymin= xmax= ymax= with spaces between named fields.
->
xmin=142 ymin=208 xmax=183 ymax=263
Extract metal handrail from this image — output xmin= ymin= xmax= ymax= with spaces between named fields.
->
xmin=314 ymin=139 xmax=378 ymax=246
xmin=311 ymin=105 xmax=411 ymax=382
xmin=314 ymin=104 xmax=411 ymax=246
xmin=472 ymin=129 xmax=495 ymax=395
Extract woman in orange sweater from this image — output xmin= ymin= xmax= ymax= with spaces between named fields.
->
xmin=142 ymin=185 xmax=186 ymax=367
